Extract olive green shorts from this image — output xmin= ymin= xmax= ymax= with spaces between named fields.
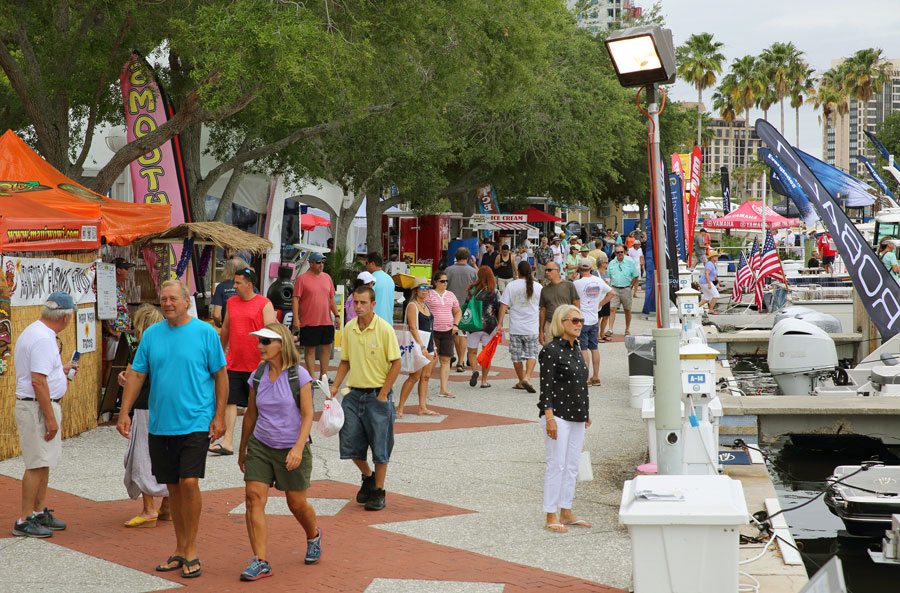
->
xmin=244 ymin=434 xmax=312 ymax=492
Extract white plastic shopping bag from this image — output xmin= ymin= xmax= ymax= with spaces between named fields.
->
xmin=316 ymin=374 xmax=344 ymax=437
xmin=397 ymin=330 xmax=432 ymax=374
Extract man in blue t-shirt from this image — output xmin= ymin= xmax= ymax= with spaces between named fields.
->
xmin=117 ymin=279 xmax=227 ymax=578
xmin=365 ymin=252 xmax=395 ymax=324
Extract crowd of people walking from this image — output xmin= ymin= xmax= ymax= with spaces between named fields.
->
xmin=12 ymin=229 xmax=636 ymax=580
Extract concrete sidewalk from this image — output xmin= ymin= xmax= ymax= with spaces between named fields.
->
xmin=0 ymin=306 xmax=657 ymax=593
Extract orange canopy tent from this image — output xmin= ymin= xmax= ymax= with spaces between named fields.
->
xmin=0 ymin=130 xmax=171 ymax=245
xmin=0 ymin=194 xmax=101 ymax=252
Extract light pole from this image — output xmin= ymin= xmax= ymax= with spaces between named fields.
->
xmin=605 ymin=25 xmax=684 ymax=475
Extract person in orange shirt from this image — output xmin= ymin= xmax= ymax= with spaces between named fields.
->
xmin=625 ymin=232 xmax=635 ymax=250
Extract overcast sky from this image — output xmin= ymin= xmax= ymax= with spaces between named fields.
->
xmin=658 ymin=0 xmax=900 ymax=158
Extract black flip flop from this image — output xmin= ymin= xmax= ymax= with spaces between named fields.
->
xmin=156 ymin=555 xmax=186 ymax=572
xmin=522 ymin=382 xmax=536 ymax=394
xmin=208 ymin=444 xmax=233 ymax=456
xmin=181 ymin=558 xmax=202 ymax=579
xmin=480 ymin=383 xmax=492 ymax=389
xmin=469 ymin=371 xmax=479 ymax=387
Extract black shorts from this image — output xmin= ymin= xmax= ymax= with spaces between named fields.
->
xmin=599 ymin=302 xmax=611 ymax=318
xmin=297 ymin=324 xmax=335 ymax=347
xmin=148 ymin=431 xmax=210 ymax=484
xmin=228 ymin=370 xmax=251 ymax=406
xmin=432 ymin=330 xmax=456 ymax=358
xmin=822 ymin=255 xmax=835 ymax=265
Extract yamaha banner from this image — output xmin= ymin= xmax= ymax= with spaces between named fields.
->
xmin=668 ymin=173 xmax=687 ymax=262
xmin=857 ymin=154 xmax=896 ymax=199
xmin=756 ymin=119 xmax=900 ymax=340
xmin=758 ymin=147 xmax=818 ymax=226
xmin=720 ymin=167 xmax=731 ymax=214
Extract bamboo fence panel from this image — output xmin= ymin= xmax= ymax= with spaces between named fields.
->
xmin=0 ymin=251 xmax=100 ymax=461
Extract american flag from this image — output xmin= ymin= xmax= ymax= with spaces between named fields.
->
xmin=732 ymin=251 xmax=752 ymax=301
xmin=758 ymin=230 xmax=787 ymax=284
xmin=748 ymin=237 xmax=764 ymax=309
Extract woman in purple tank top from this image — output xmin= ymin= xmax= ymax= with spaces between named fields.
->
xmin=237 ymin=323 xmax=321 ymax=580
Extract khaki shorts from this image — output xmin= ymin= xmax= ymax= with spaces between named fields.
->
xmin=610 ymin=286 xmax=633 ymax=311
xmin=15 ymin=400 xmax=62 ymax=470
xmin=244 ymin=434 xmax=312 ymax=492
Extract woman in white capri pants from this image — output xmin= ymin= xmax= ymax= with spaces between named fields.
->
xmin=537 ymin=304 xmax=592 ymax=533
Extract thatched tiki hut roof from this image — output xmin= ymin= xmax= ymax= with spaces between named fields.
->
xmin=135 ymin=222 xmax=273 ymax=254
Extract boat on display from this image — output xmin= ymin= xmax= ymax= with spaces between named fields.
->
xmin=824 ymin=463 xmax=900 ymax=537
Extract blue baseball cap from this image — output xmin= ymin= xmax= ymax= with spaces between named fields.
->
xmin=308 ymin=252 xmax=326 ymax=262
xmin=46 ymin=291 xmax=76 ymax=310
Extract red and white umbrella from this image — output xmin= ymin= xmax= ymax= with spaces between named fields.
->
xmin=300 ymin=213 xmax=331 ymax=231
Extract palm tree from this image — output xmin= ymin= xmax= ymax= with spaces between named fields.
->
xmin=759 ymin=42 xmax=802 ymax=134
xmin=789 ymin=62 xmax=816 ymax=146
xmin=755 ymin=83 xmax=777 ymax=122
xmin=676 ymin=32 xmax=726 ymax=147
xmin=843 ymin=48 xmax=891 ymax=175
xmin=815 ymin=67 xmax=849 ymax=169
xmin=727 ymin=55 xmax=762 ymax=190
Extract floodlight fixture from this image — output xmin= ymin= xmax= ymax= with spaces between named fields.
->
xmin=605 ymin=25 xmax=676 ymax=87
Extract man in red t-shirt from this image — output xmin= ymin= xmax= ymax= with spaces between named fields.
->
xmin=211 ymin=267 xmax=276 ymax=455
xmin=292 ymin=252 xmax=341 ymax=380
xmin=817 ymin=233 xmax=837 ymax=274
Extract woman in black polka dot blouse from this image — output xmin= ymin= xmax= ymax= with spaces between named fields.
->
xmin=537 ymin=304 xmax=592 ymax=533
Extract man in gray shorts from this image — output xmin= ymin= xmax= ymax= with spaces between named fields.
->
xmin=13 ymin=291 xmax=78 ymax=538
xmin=607 ymin=245 xmax=639 ymax=336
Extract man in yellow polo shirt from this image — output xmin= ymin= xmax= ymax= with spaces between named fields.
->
xmin=329 ymin=286 xmax=401 ymax=511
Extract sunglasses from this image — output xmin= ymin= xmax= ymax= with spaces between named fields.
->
xmin=417 ymin=286 xmax=430 ymax=291
xmin=258 ymin=337 xmax=281 ymax=345
xmin=565 ymin=317 xmax=585 ymax=325
xmin=436 ymin=279 xmax=447 ymax=283
xmin=545 ymin=268 xmax=558 ymax=272
xmin=615 ymin=251 xmax=624 ymax=254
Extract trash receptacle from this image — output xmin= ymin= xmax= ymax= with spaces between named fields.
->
xmin=625 ymin=335 xmax=654 ymax=376
xmin=619 ymin=474 xmax=748 ymax=593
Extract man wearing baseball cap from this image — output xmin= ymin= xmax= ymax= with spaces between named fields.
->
xmin=292 ymin=252 xmax=340 ymax=380
xmin=13 ymin=291 xmax=78 ymax=538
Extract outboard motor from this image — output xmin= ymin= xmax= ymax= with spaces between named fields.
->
xmin=267 ymin=265 xmax=294 ymax=323
xmin=767 ymin=318 xmax=838 ymax=395
xmin=774 ymin=306 xmax=843 ymax=334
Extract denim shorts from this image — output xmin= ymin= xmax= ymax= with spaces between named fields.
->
xmin=578 ymin=323 xmax=599 ymax=351
xmin=338 ymin=388 xmax=395 ymax=464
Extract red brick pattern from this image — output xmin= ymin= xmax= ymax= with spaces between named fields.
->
xmin=0 ymin=476 xmax=625 ymax=593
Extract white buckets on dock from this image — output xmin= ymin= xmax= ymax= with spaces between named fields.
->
xmin=629 ymin=375 xmax=654 ymax=409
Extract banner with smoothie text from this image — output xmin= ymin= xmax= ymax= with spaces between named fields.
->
xmin=120 ymin=52 xmax=191 ymax=285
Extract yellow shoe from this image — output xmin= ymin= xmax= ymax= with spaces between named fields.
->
xmin=124 ymin=515 xmax=157 ymax=528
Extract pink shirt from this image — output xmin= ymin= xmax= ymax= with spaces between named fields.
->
xmin=293 ymin=271 xmax=336 ymax=327
xmin=424 ymin=289 xmax=459 ymax=331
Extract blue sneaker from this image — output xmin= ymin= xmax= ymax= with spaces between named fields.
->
xmin=12 ymin=517 xmax=52 ymax=538
xmin=240 ymin=556 xmax=273 ymax=581
xmin=305 ymin=528 xmax=322 ymax=565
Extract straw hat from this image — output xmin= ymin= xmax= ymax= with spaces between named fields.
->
xmin=410 ymin=276 xmax=431 ymax=290
xmin=707 ymin=250 xmax=720 ymax=258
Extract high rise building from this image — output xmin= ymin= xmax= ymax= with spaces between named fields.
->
xmin=569 ymin=0 xmax=641 ymax=35
xmin=688 ymin=103 xmax=764 ymax=200
xmin=824 ymin=58 xmax=900 ymax=177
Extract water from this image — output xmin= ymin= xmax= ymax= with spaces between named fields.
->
xmin=729 ymin=355 xmax=779 ymax=396
xmin=767 ymin=437 xmax=900 ymax=592
xmin=731 ymin=355 xmax=900 ymax=589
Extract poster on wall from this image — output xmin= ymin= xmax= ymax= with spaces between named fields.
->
xmin=77 ymin=308 xmax=96 ymax=353
xmin=96 ymin=262 xmax=117 ymax=320
xmin=2 ymin=256 xmax=97 ymax=307
xmin=0 ymin=268 xmax=10 ymax=375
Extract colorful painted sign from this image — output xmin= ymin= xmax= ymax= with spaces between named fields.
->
xmin=476 ymin=185 xmax=501 ymax=215
xmin=0 ymin=268 xmax=10 ymax=375
xmin=2 ymin=256 xmax=97 ymax=307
